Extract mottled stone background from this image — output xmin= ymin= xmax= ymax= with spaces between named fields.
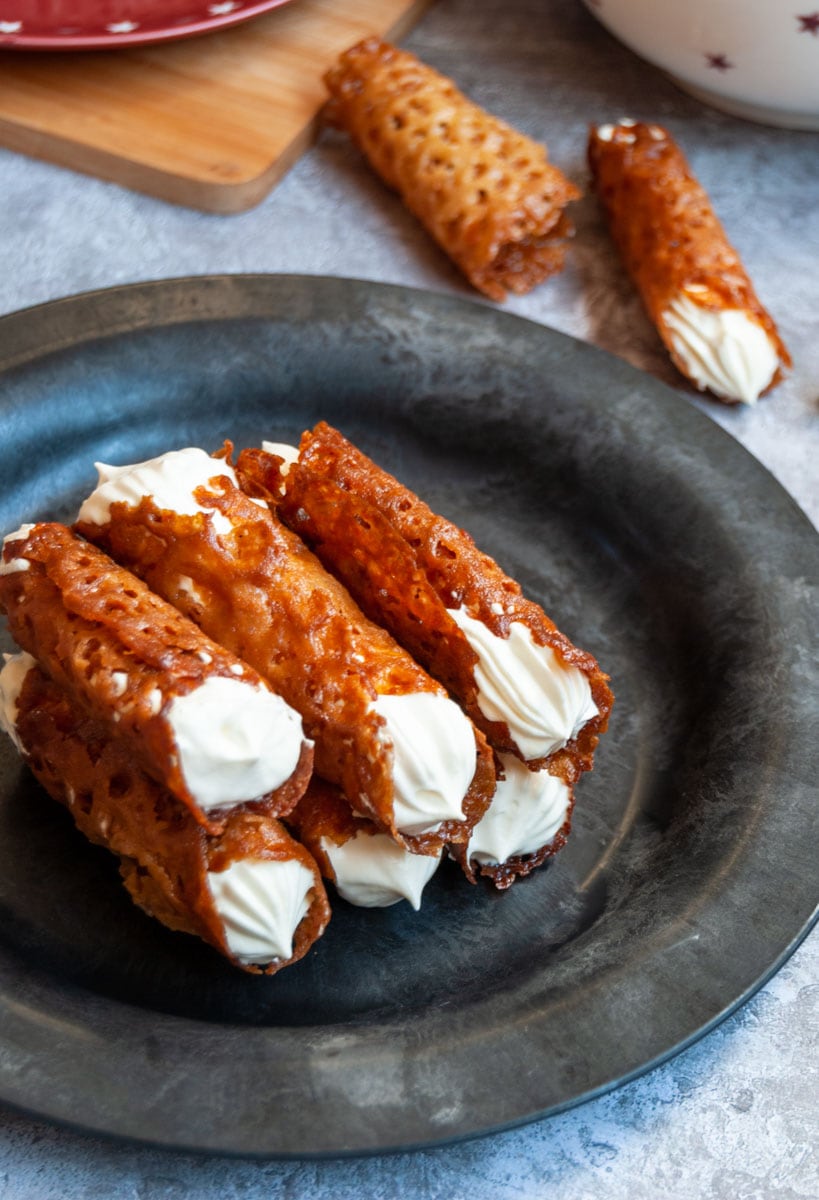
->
xmin=0 ymin=0 xmax=816 ymax=1195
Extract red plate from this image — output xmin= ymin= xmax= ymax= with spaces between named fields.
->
xmin=0 ymin=0 xmax=297 ymax=50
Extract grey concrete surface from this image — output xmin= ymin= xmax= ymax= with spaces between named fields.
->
xmin=0 ymin=0 xmax=816 ymax=1195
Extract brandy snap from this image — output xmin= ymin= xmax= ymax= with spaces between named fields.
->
xmin=325 ymin=38 xmax=580 ymax=301
xmin=588 ymin=119 xmax=791 ymax=405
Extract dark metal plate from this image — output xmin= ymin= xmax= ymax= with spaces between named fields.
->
xmin=0 ymin=275 xmax=815 ymax=1156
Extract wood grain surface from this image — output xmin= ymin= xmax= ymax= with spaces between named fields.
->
xmin=0 ymin=0 xmax=431 ymax=213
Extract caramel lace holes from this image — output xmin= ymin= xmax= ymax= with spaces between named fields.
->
xmin=86 ymin=740 xmax=104 ymax=766
xmin=76 ymin=791 xmax=93 ymax=815
xmin=108 ymin=772 xmax=131 ymax=798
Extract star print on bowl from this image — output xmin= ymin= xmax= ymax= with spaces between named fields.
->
xmin=582 ymin=0 xmax=819 ymax=129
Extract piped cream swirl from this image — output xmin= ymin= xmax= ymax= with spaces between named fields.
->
xmin=78 ymin=448 xmax=246 ymax=534
xmin=466 ymin=753 xmax=571 ymax=866
xmin=373 ymin=692 xmax=475 ymax=836
xmin=207 ymin=858 xmax=314 ymax=964
xmin=448 ymin=608 xmax=598 ymax=760
xmin=663 ymin=293 xmax=780 ymax=405
xmin=321 ymin=831 xmax=441 ymax=908
xmin=166 ymin=676 xmax=307 ymax=813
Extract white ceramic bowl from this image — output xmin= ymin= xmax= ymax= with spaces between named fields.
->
xmin=582 ymin=0 xmax=819 ymax=130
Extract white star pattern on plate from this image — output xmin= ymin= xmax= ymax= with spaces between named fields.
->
xmin=208 ymin=2 xmax=239 ymax=13
xmin=106 ymin=20 xmax=140 ymax=33
xmin=0 ymin=20 xmax=22 ymax=33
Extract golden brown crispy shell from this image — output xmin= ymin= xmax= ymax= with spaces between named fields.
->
xmin=75 ymin=472 xmax=495 ymax=855
xmin=324 ymin=38 xmax=580 ymax=301
xmin=588 ymin=120 xmax=790 ymax=397
xmin=238 ymin=447 xmax=477 ymax=705
xmin=14 ymin=664 xmax=330 ymax=974
xmin=0 ymin=522 xmax=312 ymax=834
xmin=243 ymin=424 xmax=613 ymax=782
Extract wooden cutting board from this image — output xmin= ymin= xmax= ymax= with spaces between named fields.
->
xmin=0 ymin=0 xmax=431 ymax=213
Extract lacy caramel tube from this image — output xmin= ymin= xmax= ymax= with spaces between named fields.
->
xmin=74 ymin=447 xmax=495 ymax=855
xmin=324 ymin=38 xmax=580 ymax=301
xmin=0 ymin=522 xmax=312 ymax=835
xmin=0 ymin=654 xmax=330 ymax=974
xmin=238 ymin=426 xmax=613 ymax=787
xmin=588 ymin=119 xmax=790 ymax=405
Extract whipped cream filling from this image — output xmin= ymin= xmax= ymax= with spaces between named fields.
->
xmin=0 ymin=524 xmax=37 ymax=575
xmin=77 ymin=447 xmax=242 ymax=535
xmin=0 ymin=651 xmax=37 ymax=752
xmin=447 ymin=608 xmax=598 ymax=760
xmin=373 ymin=692 xmax=475 ymax=836
xmin=321 ymin=830 xmax=441 ymax=908
xmin=166 ymin=675 xmax=306 ymax=813
xmin=207 ymin=857 xmax=314 ymax=964
xmin=466 ymin=753 xmax=571 ymax=866
xmin=663 ymin=292 xmax=780 ymax=405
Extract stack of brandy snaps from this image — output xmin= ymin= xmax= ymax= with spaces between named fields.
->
xmin=0 ymin=429 xmax=612 ymax=973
